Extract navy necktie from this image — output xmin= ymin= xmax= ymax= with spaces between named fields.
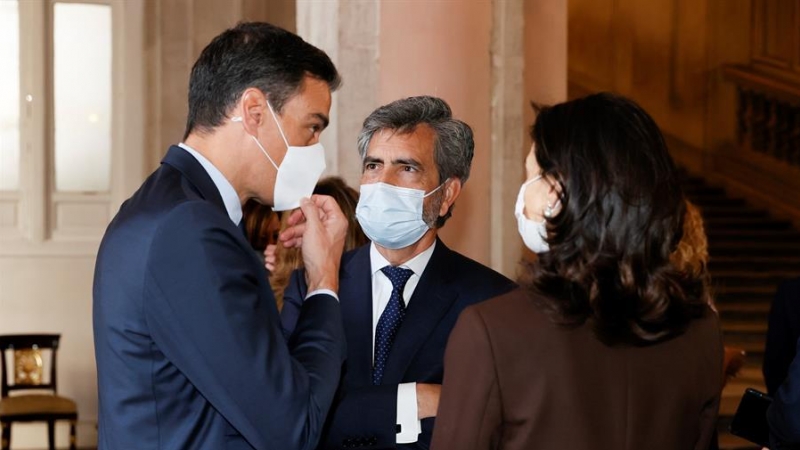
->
xmin=373 ymin=265 xmax=414 ymax=385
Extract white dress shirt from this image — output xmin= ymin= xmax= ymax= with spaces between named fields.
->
xmin=178 ymin=143 xmax=336 ymax=301
xmin=369 ymin=240 xmax=436 ymax=444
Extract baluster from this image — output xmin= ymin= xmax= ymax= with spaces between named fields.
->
xmin=744 ymin=90 xmax=755 ymax=152
xmin=791 ymin=107 xmax=800 ymax=166
xmin=767 ymin=100 xmax=779 ymax=160
xmin=774 ymin=102 xmax=790 ymax=163
xmin=751 ymin=94 xmax=767 ymax=153
xmin=736 ymin=87 xmax=748 ymax=145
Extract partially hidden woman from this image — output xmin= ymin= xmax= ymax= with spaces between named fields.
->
xmin=431 ymin=93 xmax=722 ymax=450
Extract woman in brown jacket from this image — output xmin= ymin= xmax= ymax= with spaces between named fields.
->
xmin=431 ymin=93 xmax=722 ymax=450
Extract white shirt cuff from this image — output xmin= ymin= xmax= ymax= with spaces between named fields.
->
xmin=396 ymin=382 xmax=420 ymax=443
xmin=304 ymin=288 xmax=339 ymax=302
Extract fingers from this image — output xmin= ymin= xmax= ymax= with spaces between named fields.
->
xmin=285 ymin=206 xmax=306 ymax=227
xmin=298 ymin=197 xmax=322 ymax=227
xmin=279 ymin=202 xmax=311 ymax=248
xmin=279 ymin=222 xmax=306 ymax=247
xmin=310 ymin=194 xmax=345 ymax=221
xmin=263 ymin=244 xmax=277 ymax=272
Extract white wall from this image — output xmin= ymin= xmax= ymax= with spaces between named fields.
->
xmin=0 ymin=256 xmax=99 ymax=448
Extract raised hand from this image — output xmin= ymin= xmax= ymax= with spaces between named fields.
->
xmin=279 ymin=195 xmax=347 ymax=294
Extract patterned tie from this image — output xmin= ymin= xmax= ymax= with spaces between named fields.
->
xmin=373 ymin=265 xmax=415 ymax=385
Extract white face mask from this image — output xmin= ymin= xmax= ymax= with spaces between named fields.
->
xmin=515 ymin=175 xmax=550 ymax=253
xmin=356 ymin=181 xmax=444 ymax=250
xmin=232 ymin=102 xmax=326 ymax=211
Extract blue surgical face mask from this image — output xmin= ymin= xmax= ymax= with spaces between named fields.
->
xmin=356 ymin=181 xmax=445 ymax=250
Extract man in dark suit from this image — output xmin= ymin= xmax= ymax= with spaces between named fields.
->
xmin=93 ymin=23 xmax=348 ymax=450
xmin=766 ymin=278 xmax=800 ymax=449
xmin=281 ymin=96 xmax=516 ymax=449
xmin=765 ymin=278 xmax=800 ymax=395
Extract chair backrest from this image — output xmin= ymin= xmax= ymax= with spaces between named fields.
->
xmin=0 ymin=334 xmax=61 ymax=398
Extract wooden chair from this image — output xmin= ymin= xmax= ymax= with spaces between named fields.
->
xmin=0 ymin=334 xmax=77 ymax=450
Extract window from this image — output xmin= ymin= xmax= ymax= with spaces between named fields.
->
xmin=0 ymin=1 xmax=20 ymax=193
xmin=53 ymin=2 xmax=112 ymax=192
xmin=0 ymin=0 xmax=144 ymax=254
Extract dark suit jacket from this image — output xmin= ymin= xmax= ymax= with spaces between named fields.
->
xmin=765 ymin=278 xmax=800 ymax=395
xmin=281 ymin=241 xmax=516 ymax=450
xmin=768 ymin=340 xmax=800 ymax=449
xmin=431 ymin=288 xmax=723 ymax=450
xmin=93 ymin=146 xmax=346 ymax=450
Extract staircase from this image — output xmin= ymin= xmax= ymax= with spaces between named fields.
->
xmin=681 ymin=174 xmax=800 ymax=449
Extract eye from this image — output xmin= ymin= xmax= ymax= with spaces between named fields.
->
xmin=402 ymin=165 xmax=417 ymax=173
xmin=364 ymin=162 xmax=379 ymax=171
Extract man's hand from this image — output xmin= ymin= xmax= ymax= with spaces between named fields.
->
xmin=279 ymin=195 xmax=347 ymax=293
xmin=416 ymin=383 xmax=441 ymax=419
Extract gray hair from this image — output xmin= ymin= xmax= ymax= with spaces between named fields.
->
xmin=356 ymin=96 xmax=474 ymax=227
xmin=357 ymin=96 xmax=474 ymax=185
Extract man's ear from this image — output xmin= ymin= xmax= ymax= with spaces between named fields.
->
xmin=239 ymin=88 xmax=267 ymax=135
xmin=438 ymin=178 xmax=462 ymax=217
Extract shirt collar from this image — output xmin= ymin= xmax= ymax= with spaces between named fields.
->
xmin=369 ymin=240 xmax=437 ymax=277
xmin=178 ymin=143 xmax=243 ymax=225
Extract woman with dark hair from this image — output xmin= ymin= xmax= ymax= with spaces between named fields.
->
xmin=431 ymin=93 xmax=722 ymax=450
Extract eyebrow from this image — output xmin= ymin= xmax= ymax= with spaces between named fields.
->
xmin=393 ymin=158 xmax=422 ymax=169
xmin=363 ymin=155 xmax=423 ymax=170
xmin=310 ymin=113 xmax=330 ymax=129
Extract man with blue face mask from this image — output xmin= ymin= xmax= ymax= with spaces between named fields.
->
xmin=281 ymin=96 xmax=517 ymax=450
xmin=93 ymin=23 xmax=348 ymax=450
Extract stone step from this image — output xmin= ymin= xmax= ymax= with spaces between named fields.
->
xmin=712 ymin=285 xmax=775 ymax=305
xmin=712 ymin=277 xmax=785 ymax=289
xmin=712 ymin=270 xmax=799 ymax=280
xmin=716 ymin=301 xmax=770 ymax=321
xmin=708 ymin=229 xmax=800 ymax=243
xmin=699 ymin=206 xmax=771 ymax=219
xmin=684 ymin=186 xmax=727 ymax=197
xmin=705 ymin=217 xmax=793 ymax=231
xmin=678 ymin=172 xmax=798 ymax=450
xmin=690 ymin=197 xmax=748 ymax=208
xmin=709 ymin=242 xmax=800 ymax=257
xmin=710 ymin=256 xmax=800 ymax=273
xmin=722 ymin=321 xmax=768 ymax=334
xmin=721 ymin=340 xmax=765 ymax=367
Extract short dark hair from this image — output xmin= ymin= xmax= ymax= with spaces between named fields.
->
xmin=523 ymin=92 xmax=708 ymax=345
xmin=356 ymin=96 xmax=474 ymax=227
xmin=184 ymin=22 xmax=341 ymax=139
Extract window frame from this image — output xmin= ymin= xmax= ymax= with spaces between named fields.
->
xmin=0 ymin=0 xmax=145 ymax=256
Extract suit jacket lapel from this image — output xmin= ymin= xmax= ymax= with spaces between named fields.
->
xmin=382 ymin=239 xmax=458 ymax=385
xmin=340 ymin=245 xmax=375 ymax=387
xmin=161 ymin=145 xmax=227 ymax=215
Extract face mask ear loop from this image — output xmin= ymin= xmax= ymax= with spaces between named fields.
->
xmin=423 ymin=178 xmax=450 ymax=198
xmin=230 ymin=115 xmax=279 ymax=171
xmin=251 ymin=135 xmax=279 ymax=171
xmin=266 ymin=101 xmax=290 ymax=148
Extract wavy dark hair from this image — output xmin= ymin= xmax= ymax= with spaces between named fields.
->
xmin=523 ymin=92 xmax=709 ymax=345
